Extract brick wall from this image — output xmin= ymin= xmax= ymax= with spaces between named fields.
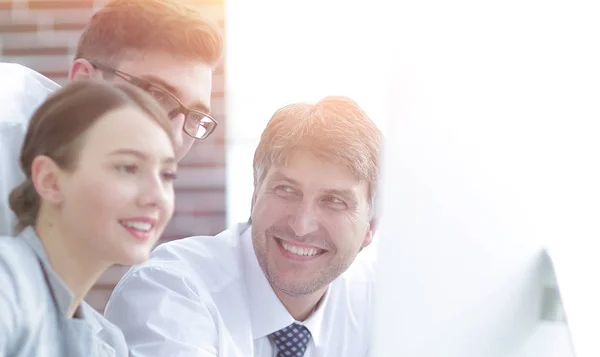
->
xmin=0 ymin=0 xmax=227 ymax=312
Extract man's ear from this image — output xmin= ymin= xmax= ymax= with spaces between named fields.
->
xmin=30 ymin=155 xmax=64 ymax=205
xmin=69 ymin=58 xmax=101 ymax=81
xmin=361 ymin=217 xmax=378 ymax=249
xmin=248 ymin=187 xmax=258 ymax=224
xmin=251 ymin=188 xmax=258 ymax=210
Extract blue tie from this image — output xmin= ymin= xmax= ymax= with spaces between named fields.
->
xmin=270 ymin=323 xmax=312 ymax=357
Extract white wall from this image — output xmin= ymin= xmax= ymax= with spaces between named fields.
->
xmin=225 ymin=0 xmax=390 ymax=225
xmin=372 ymin=0 xmax=600 ymax=356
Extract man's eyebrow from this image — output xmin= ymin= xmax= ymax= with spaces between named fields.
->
xmin=138 ymin=74 xmax=212 ymax=113
xmin=269 ymin=172 xmax=300 ymax=185
xmin=322 ymin=188 xmax=358 ymax=204
xmin=109 ymin=148 xmax=176 ymax=164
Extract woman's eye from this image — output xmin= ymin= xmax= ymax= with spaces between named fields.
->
xmin=116 ymin=164 xmax=137 ymax=174
xmin=162 ymin=170 xmax=178 ymax=181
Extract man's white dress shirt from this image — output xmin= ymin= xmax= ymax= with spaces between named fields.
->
xmin=0 ymin=63 xmax=60 ymax=236
xmin=105 ymin=223 xmax=374 ymax=357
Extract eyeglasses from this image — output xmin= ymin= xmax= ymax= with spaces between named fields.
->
xmin=88 ymin=61 xmax=217 ymax=140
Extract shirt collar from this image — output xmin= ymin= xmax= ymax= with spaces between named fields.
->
xmin=240 ymin=224 xmax=328 ymax=346
xmin=299 ymin=286 xmax=329 ymax=348
xmin=79 ymin=303 xmax=103 ymax=334
xmin=19 ymin=226 xmax=76 ymax=318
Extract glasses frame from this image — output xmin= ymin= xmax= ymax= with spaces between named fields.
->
xmin=88 ymin=60 xmax=218 ymax=140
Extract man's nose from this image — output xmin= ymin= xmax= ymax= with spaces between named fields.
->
xmin=289 ymin=201 xmax=319 ymax=237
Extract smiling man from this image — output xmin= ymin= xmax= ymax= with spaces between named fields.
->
xmin=105 ymin=96 xmax=382 ymax=357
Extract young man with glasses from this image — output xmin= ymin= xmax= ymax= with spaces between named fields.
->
xmin=0 ymin=0 xmax=223 ymax=236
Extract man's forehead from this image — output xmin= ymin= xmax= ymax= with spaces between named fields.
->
xmin=269 ymin=151 xmax=359 ymax=179
xmin=114 ymin=55 xmax=213 ymax=112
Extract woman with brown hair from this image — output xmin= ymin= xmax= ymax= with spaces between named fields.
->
xmin=0 ymin=79 xmax=177 ymax=356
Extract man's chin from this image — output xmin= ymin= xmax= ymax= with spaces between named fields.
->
xmin=268 ymin=273 xmax=325 ymax=297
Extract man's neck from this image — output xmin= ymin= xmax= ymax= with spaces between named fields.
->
xmin=35 ymin=213 xmax=109 ymax=317
xmin=275 ymin=286 xmax=327 ymax=322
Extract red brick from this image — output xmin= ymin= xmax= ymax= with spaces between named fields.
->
xmin=0 ymin=22 xmax=85 ymax=33
xmin=162 ymin=213 xmax=226 ymax=239
xmin=2 ymin=46 xmax=71 ymax=56
xmin=175 ymin=189 xmax=226 ymax=214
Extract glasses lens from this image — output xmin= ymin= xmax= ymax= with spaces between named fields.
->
xmin=146 ymin=87 xmax=180 ymax=117
xmin=185 ymin=112 xmax=216 ymax=139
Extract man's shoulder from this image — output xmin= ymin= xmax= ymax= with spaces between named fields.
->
xmin=0 ymin=62 xmax=59 ymax=126
xmin=150 ymin=223 xmax=247 ymax=267
xmin=0 ymin=62 xmax=59 ymax=92
xmin=121 ymin=223 xmax=250 ymax=292
xmin=0 ymin=64 xmax=58 ymax=237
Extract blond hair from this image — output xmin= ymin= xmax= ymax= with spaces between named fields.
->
xmin=253 ymin=96 xmax=382 ymax=217
xmin=75 ymin=0 xmax=223 ymax=67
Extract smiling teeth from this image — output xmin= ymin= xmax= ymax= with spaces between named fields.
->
xmin=121 ymin=221 xmax=152 ymax=232
xmin=281 ymin=242 xmax=319 ymax=256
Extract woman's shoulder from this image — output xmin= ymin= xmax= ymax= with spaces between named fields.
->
xmin=0 ymin=236 xmax=50 ymax=309
xmin=0 ymin=236 xmax=55 ymax=353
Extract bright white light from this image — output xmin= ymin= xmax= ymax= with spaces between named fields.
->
xmin=225 ymin=0 xmax=389 ymax=224
xmin=374 ymin=0 xmax=600 ymax=356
